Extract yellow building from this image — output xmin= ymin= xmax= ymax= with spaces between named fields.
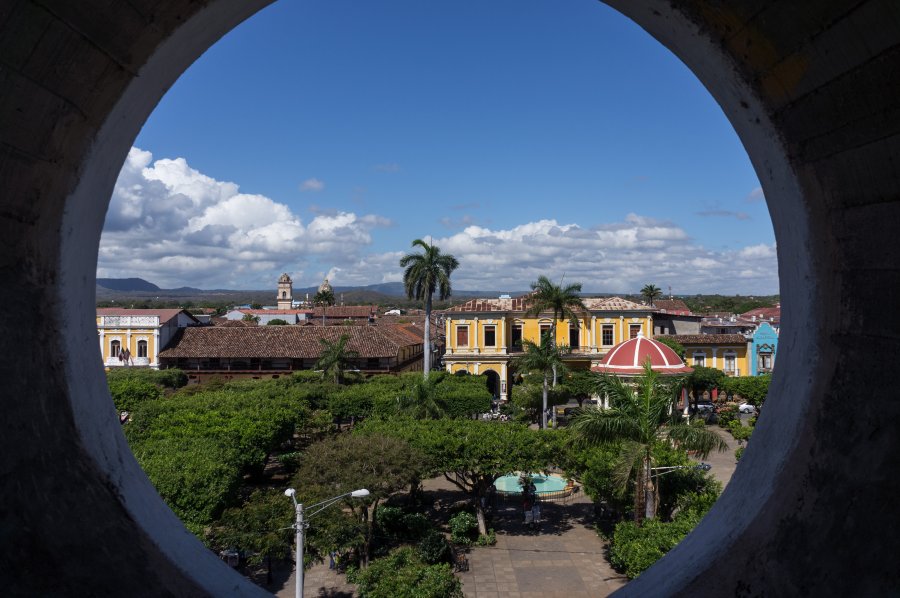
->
xmin=657 ymin=334 xmax=751 ymax=377
xmin=442 ymin=295 xmax=655 ymax=400
xmin=97 ymin=308 xmax=199 ymax=369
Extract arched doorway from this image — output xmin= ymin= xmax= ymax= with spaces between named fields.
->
xmin=484 ymin=370 xmax=501 ymax=402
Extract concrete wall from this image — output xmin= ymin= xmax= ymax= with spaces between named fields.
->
xmin=1 ymin=0 xmax=899 ymax=595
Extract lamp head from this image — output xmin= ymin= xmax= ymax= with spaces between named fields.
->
xmin=284 ymin=488 xmax=296 ymax=497
xmin=350 ymin=489 xmax=370 ymax=498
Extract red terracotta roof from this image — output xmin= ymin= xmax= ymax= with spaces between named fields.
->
xmin=217 ymin=319 xmax=257 ymax=327
xmin=237 ymin=309 xmax=312 ymax=315
xmin=447 ymin=295 xmax=648 ymax=314
xmin=310 ymin=305 xmax=376 ymax=318
xmin=159 ymin=325 xmax=419 ymax=359
xmin=657 ymin=334 xmax=747 ymax=345
xmin=652 ymin=299 xmax=692 ymax=315
xmin=592 ymin=335 xmax=692 ymax=376
xmin=740 ymin=305 xmax=781 ymax=321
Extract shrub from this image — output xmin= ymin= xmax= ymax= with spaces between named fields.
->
xmin=351 ymin=547 xmax=463 ymax=598
xmin=449 ymin=512 xmax=479 ymax=546
xmin=716 ymin=404 xmax=739 ymax=427
xmin=727 ymin=420 xmax=753 ymax=443
xmin=107 ymin=376 xmax=162 ymax=413
xmin=418 ymin=531 xmax=452 ymax=565
xmin=475 ymin=529 xmax=497 ymax=546
xmin=735 ymin=446 xmax=745 ymax=461
xmin=608 ymin=512 xmax=701 ymax=579
xmin=376 ymin=506 xmax=433 ymax=543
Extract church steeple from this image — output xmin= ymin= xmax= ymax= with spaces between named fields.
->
xmin=277 ymin=273 xmax=293 ymax=309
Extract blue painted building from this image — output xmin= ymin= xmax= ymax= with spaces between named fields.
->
xmin=750 ymin=321 xmax=778 ymax=376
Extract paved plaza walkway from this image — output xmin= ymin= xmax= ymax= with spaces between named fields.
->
xmin=454 ymin=488 xmax=628 ymax=598
xmin=272 ymin=425 xmax=741 ymax=597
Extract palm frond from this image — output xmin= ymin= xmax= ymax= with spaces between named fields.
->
xmin=611 ymin=440 xmax=646 ymax=495
xmin=664 ymin=423 xmax=729 ymax=458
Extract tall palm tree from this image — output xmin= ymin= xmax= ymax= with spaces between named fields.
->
xmin=313 ymin=288 xmax=335 ymax=326
xmin=525 ymin=275 xmax=587 ymax=387
xmin=315 ymin=334 xmax=358 ymax=384
xmin=397 ymin=375 xmax=446 ymax=419
xmin=399 ymin=239 xmax=460 ymax=378
xmin=569 ymin=360 xmax=727 ymax=522
xmin=511 ymin=334 xmax=569 ymax=429
xmin=640 ymin=283 xmax=663 ymax=307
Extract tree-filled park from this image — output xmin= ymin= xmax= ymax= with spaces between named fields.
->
xmin=108 ymin=354 xmax=768 ymax=595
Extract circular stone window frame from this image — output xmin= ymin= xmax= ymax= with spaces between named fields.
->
xmin=29 ymin=0 xmax=838 ymax=594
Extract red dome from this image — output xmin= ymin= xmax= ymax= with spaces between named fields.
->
xmin=593 ymin=334 xmax=693 ymax=376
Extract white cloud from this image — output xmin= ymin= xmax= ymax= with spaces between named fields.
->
xmin=373 ymin=163 xmax=401 ymax=173
xmin=99 ymin=148 xmax=390 ymax=289
xmin=382 ymin=216 xmax=778 ymax=294
xmin=300 ymin=177 xmax=325 ymax=192
xmin=745 ymin=186 xmax=765 ymax=203
xmin=99 ymin=148 xmax=778 ymax=294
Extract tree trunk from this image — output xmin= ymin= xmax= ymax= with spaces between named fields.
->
xmin=643 ymin=457 xmax=656 ymax=521
xmin=541 ymin=374 xmax=549 ymax=429
xmin=475 ymin=478 xmax=489 ymax=535
xmin=475 ymin=502 xmax=488 ymax=536
xmin=423 ymin=294 xmax=432 ymax=378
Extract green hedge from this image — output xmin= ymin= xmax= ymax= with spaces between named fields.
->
xmin=608 ymin=511 xmax=702 ymax=578
xmin=348 ymin=547 xmax=463 ymax=598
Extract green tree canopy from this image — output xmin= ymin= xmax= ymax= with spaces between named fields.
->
xmin=561 ymin=370 xmax=601 ymax=407
xmin=686 ymin=366 xmax=726 ymax=405
xmin=266 ymin=318 xmax=289 ymax=325
xmin=356 ymin=418 xmax=557 ymax=534
xmin=525 ymin=275 xmax=587 ymax=388
xmin=720 ymin=374 xmax=771 ymax=407
xmin=640 ymin=284 xmax=663 ymax=306
xmin=313 ymin=288 xmax=335 ymax=325
xmin=399 ymin=239 xmax=459 ymax=377
xmin=315 ymin=334 xmax=359 ymax=384
xmin=292 ymin=433 xmax=427 ymax=565
xmin=349 ymin=546 xmax=463 ymax=598
xmin=570 ymin=361 xmax=727 ymax=523
xmin=205 ymin=489 xmax=294 ymax=584
xmin=511 ymin=335 xmax=569 ymax=428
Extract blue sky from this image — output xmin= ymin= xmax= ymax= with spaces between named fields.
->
xmin=99 ymin=0 xmax=777 ymax=294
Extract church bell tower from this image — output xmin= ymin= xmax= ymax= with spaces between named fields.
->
xmin=277 ymin=273 xmax=293 ymax=310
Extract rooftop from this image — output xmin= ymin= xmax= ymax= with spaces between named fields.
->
xmin=159 ymin=324 xmax=420 ymax=359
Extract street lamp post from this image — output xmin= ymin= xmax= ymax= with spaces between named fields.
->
xmin=284 ymin=487 xmax=370 ymax=598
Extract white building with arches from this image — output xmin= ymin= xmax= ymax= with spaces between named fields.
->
xmin=96 ymin=308 xmax=200 ymax=369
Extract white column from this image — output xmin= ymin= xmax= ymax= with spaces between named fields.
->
xmin=446 ymin=318 xmax=452 ymax=354
xmin=99 ymin=330 xmax=105 ymax=363
xmin=473 ymin=317 xmax=479 ymax=354
xmin=500 ymin=362 xmax=508 ymax=400
xmin=474 ymin=362 xmax=480 ymax=375
xmin=619 ymin=316 xmax=624 ymax=343
xmin=153 ymin=329 xmax=160 ymax=368
xmin=712 ymin=347 xmax=718 ymax=368
xmin=501 ymin=318 xmax=507 ymax=352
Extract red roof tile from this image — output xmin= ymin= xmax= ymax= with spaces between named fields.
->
xmin=159 ymin=325 xmax=419 ymax=359
xmin=657 ymin=334 xmax=747 ymax=345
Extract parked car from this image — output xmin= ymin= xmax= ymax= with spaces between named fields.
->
xmin=738 ymin=403 xmax=757 ymax=414
xmin=695 ymin=401 xmax=715 ymax=414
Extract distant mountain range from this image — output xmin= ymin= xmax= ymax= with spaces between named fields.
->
xmin=96 ymin=277 xmax=529 ymax=299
